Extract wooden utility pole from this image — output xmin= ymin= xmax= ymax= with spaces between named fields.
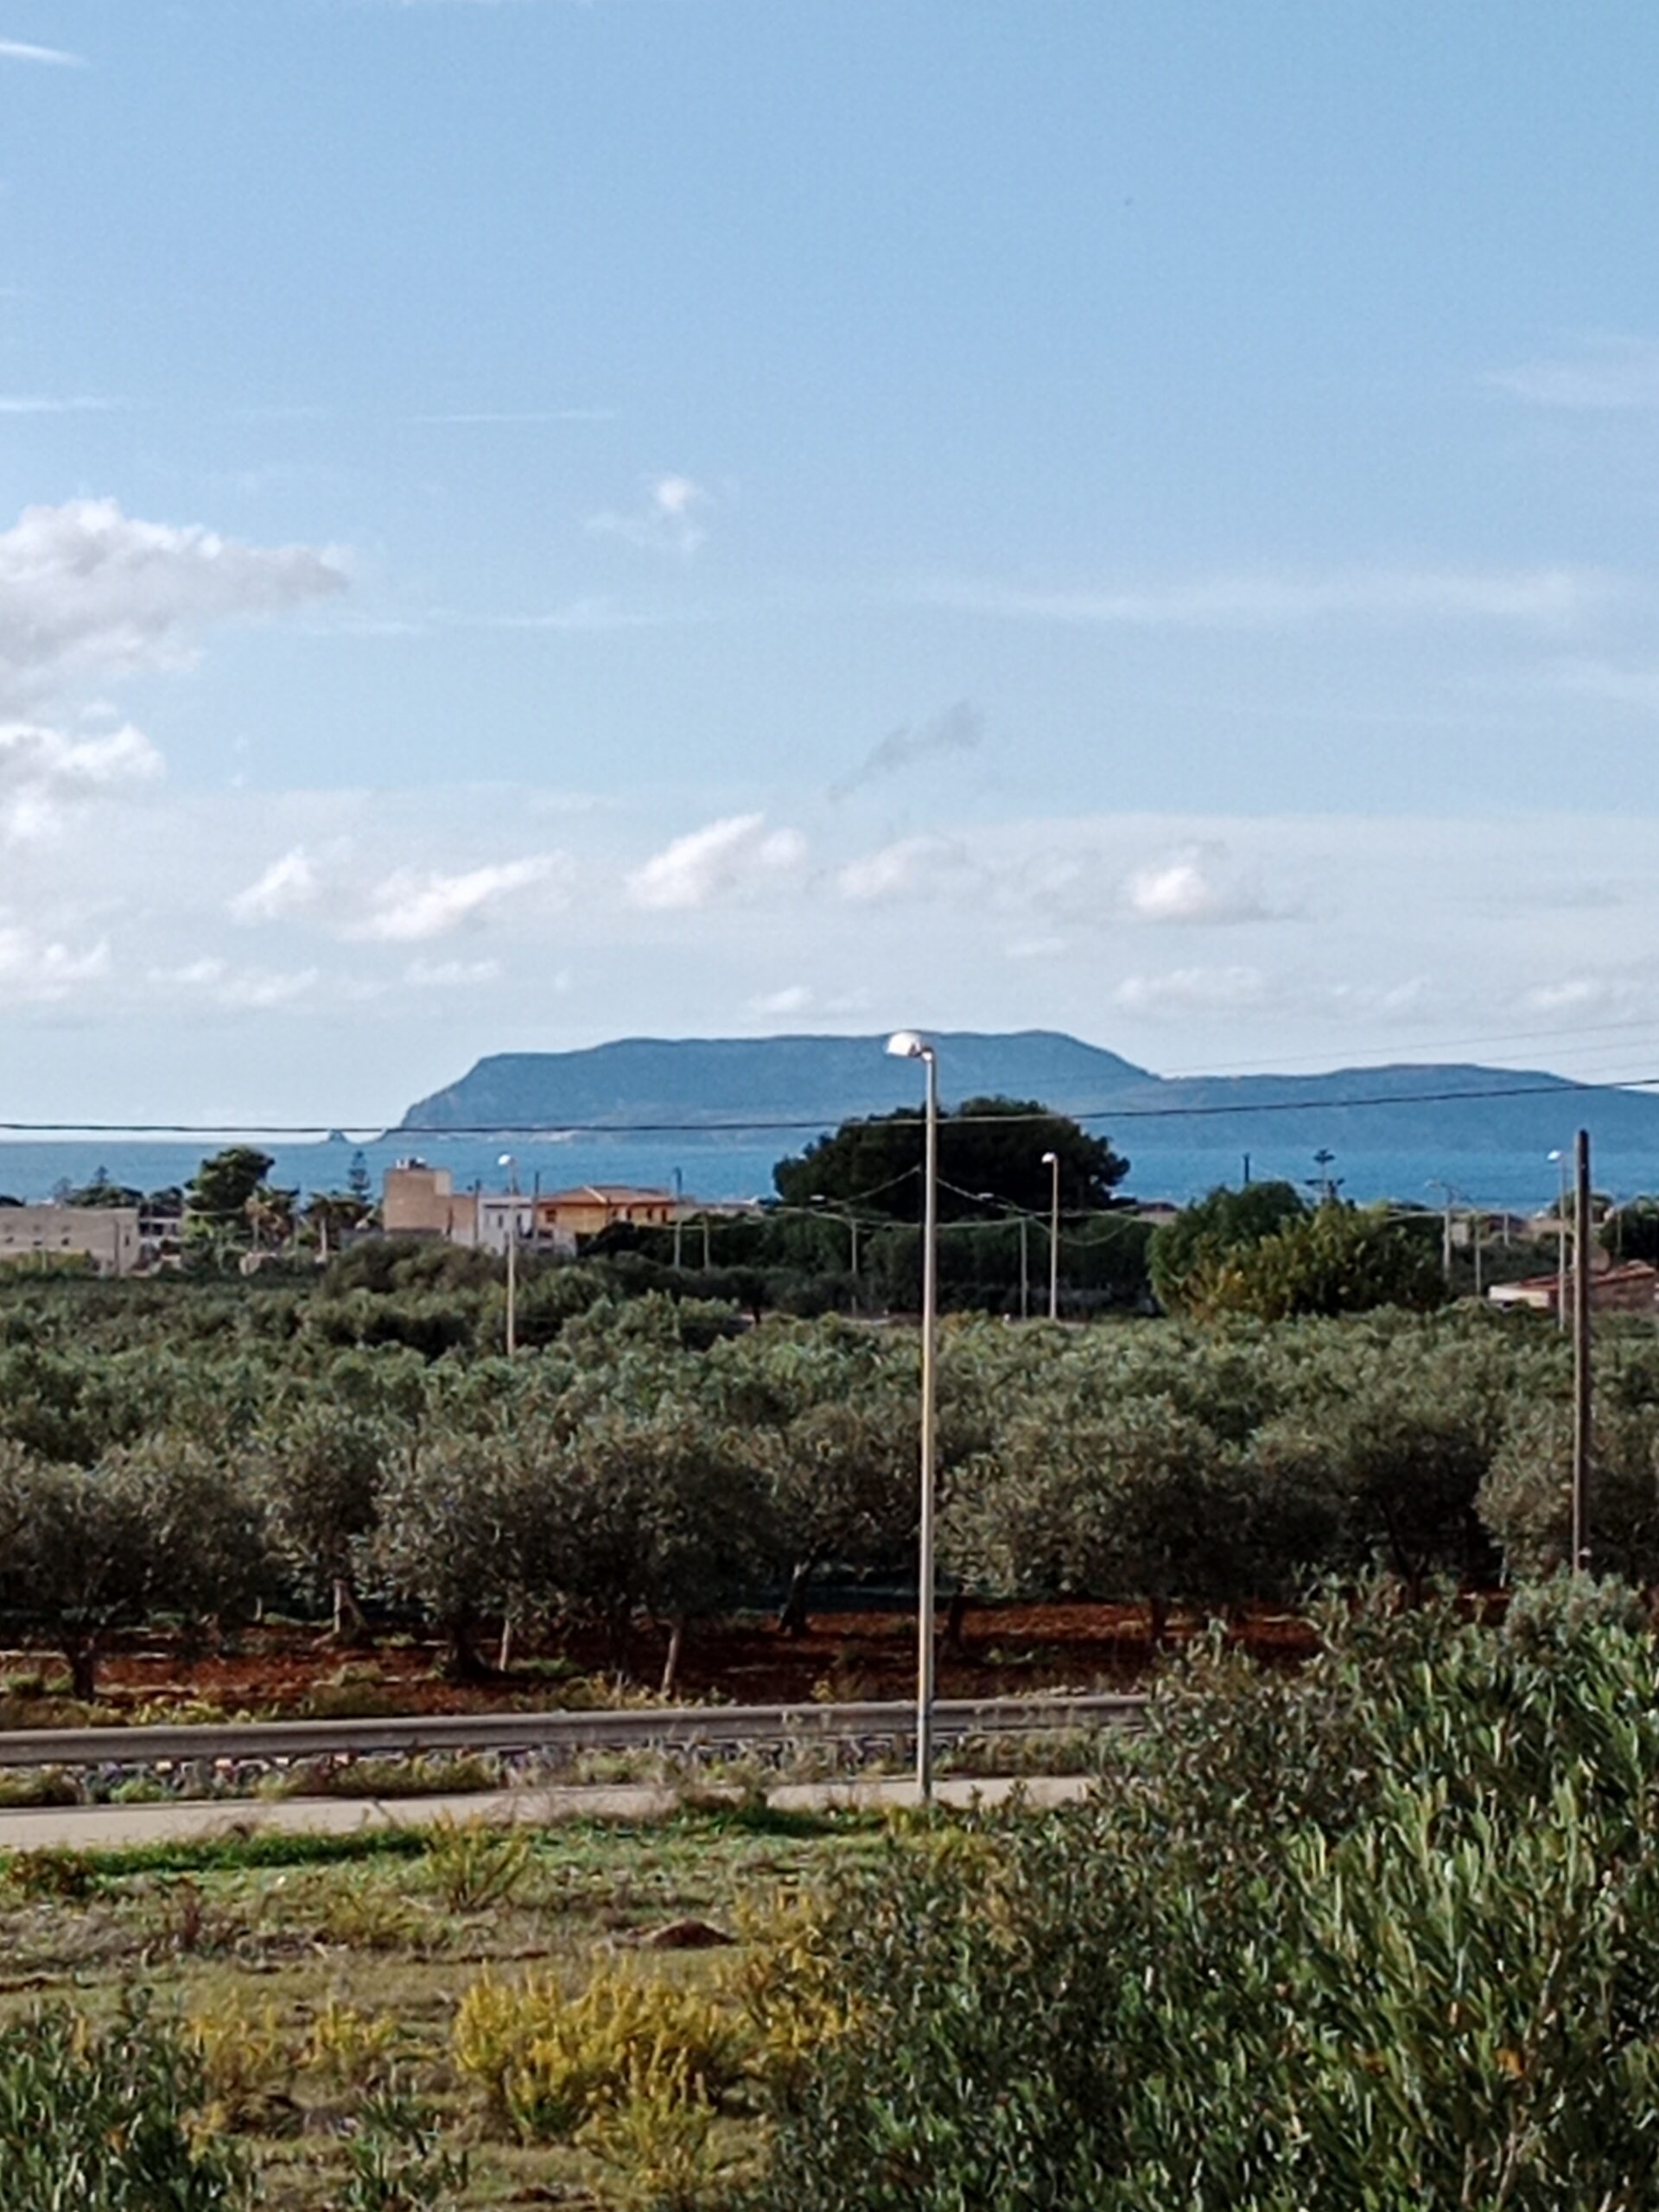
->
xmin=1573 ymin=1128 xmax=1592 ymax=1572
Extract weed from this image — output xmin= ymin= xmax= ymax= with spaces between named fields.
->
xmin=188 ymin=1993 xmax=293 ymax=2130
xmin=0 ymin=1768 xmax=81 ymax=1809
xmin=302 ymin=1994 xmax=400 ymax=2088
xmin=580 ymin=2055 xmax=749 ymax=2211
xmin=7 ymin=1845 xmax=96 ymax=1900
xmin=424 ymin=1813 xmax=533 ymax=1913
xmin=339 ymin=2082 xmax=470 ymax=2211
xmin=454 ymin=1962 xmax=753 ymax=2143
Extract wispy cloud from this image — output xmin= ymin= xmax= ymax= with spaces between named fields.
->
xmin=412 ymin=407 xmax=615 ymax=424
xmin=920 ymin=567 xmax=1611 ymax=631
xmin=1113 ymin=964 xmax=1268 ymax=1014
xmin=0 ymin=396 xmax=118 ymax=415
xmin=229 ymin=848 xmax=321 ymax=925
xmin=628 ymin=814 xmax=806 ymax=911
xmin=836 ymin=835 xmax=955 ymax=904
xmin=830 ymin=699 xmax=983 ymax=800
xmin=0 ymin=925 xmax=109 ymax=1002
xmin=1489 ymin=335 xmax=1659 ymax=411
xmin=588 ymin=474 xmax=710 ymax=556
xmin=0 ymin=38 xmax=83 ymax=67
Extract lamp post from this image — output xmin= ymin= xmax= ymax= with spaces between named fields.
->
xmin=1041 ymin=1149 xmax=1060 ymax=1321
xmin=887 ymin=1029 xmax=939 ymax=1802
xmin=498 ymin=1153 xmax=518 ymax=1356
xmin=1426 ymin=1179 xmax=1459 ymax=1288
xmin=672 ymin=1166 xmax=683 ymax=1272
xmin=1548 ymin=1148 xmax=1568 ymax=1332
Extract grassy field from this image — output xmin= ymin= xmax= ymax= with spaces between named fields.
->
xmin=0 ymin=1800 xmax=880 ymax=2208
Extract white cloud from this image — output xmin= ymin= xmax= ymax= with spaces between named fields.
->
xmin=228 ymin=847 xmax=321 ymax=925
xmin=1113 ymin=964 xmax=1268 ymax=1014
xmin=749 ymin=983 xmax=812 ymax=1015
xmin=354 ymin=855 xmax=560 ymax=942
xmin=921 ymin=567 xmax=1609 ymax=632
xmin=405 ymin=956 xmax=503 ymax=987
xmin=0 ymin=720 xmax=161 ymax=842
xmin=0 ymin=39 xmax=82 ymax=66
xmin=1523 ymin=976 xmax=1648 ymax=1015
xmin=1489 ymin=336 xmax=1659 ymax=410
xmin=587 ymin=474 xmax=710 ymax=556
xmin=0 ymin=925 xmax=109 ymax=1002
xmin=628 ymin=815 xmax=806 ymax=910
xmin=836 ymin=835 xmax=951 ymax=904
xmin=223 ymin=967 xmax=320 ymax=1009
xmin=0 ymin=498 xmax=347 ymax=710
xmin=1122 ymin=845 xmax=1274 ymax=925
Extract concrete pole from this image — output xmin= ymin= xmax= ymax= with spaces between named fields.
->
xmin=1043 ymin=1150 xmax=1060 ymax=1321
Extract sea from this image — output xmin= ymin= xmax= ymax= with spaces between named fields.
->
xmin=2 ymin=1133 xmax=1653 ymax=1216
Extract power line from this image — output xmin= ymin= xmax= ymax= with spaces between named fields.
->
xmin=8 ymin=1065 xmax=1659 ymax=1139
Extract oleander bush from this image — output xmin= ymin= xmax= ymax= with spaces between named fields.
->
xmin=751 ymin=1580 xmax=1659 ymax=2211
xmin=0 ymin=1997 xmax=248 ymax=2209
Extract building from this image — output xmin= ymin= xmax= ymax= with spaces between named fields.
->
xmin=0 ymin=1204 xmax=141 ymax=1276
xmin=380 ymin=1162 xmax=479 ymax=1246
xmin=532 ymin=1185 xmax=678 ymax=1243
xmin=479 ymin=1192 xmax=573 ymax=1257
xmin=1487 ymin=1260 xmax=1659 ymax=1316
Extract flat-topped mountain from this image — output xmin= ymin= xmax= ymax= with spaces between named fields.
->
xmin=396 ymin=1031 xmax=1659 ymax=1161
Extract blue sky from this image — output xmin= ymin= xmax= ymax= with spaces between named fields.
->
xmin=6 ymin=0 xmax=1659 ymax=1122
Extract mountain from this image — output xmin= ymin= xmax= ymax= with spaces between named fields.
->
xmin=396 ymin=1031 xmax=1659 ymax=1163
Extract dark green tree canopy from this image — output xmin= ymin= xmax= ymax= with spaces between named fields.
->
xmin=773 ymin=1096 xmax=1128 ymax=1222
xmin=1149 ymin=1179 xmax=1306 ymax=1312
xmin=186 ymin=1147 xmax=276 ymax=1234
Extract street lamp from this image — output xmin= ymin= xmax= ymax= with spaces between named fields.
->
xmin=1041 ymin=1150 xmax=1060 ymax=1321
xmin=498 ymin=1153 xmax=518 ymax=1356
xmin=887 ymin=1029 xmax=939 ymax=1802
xmin=1548 ymin=1148 xmax=1568 ymax=1333
xmin=1426 ymin=1179 xmax=1459 ymax=1288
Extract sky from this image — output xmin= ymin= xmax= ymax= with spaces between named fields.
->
xmin=6 ymin=0 xmax=1659 ymax=1124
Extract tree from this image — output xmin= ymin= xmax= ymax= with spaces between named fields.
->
xmin=0 ymin=1436 xmax=268 ymax=1699
xmin=185 ymin=1147 xmax=275 ymax=1252
xmin=1199 ymin=1202 xmax=1445 ymax=1322
xmin=1148 ymin=1180 xmax=1306 ymax=1313
xmin=1604 ymin=1198 xmax=1659 ymax=1264
xmin=64 ymin=1167 xmax=143 ymax=1209
xmin=773 ymin=1097 xmax=1128 ymax=1223
xmin=252 ymin=1394 xmax=392 ymax=1639
xmin=372 ymin=1432 xmax=543 ymax=1679
xmin=348 ymin=1148 xmax=372 ymax=1206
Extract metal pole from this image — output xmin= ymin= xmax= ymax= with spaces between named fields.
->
xmin=918 ymin=1048 xmax=939 ymax=1802
xmin=1442 ymin=1198 xmax=1454 ymax=1287
xmin=505 ymin=1182 xmax=518 ymax=1356
xmin=1019 ymin=1214 xmax=1029 ymax=1320
xmin=672 ymin=1166 xmax=683 ymax=1272
xmin=1044 ymin=1151 xmax=1060 ymax=1321
xmin=849 ymin=1215 xmax=859 ymax=1312
xmin=1573 ymin=1128 xmax=1592 ymax=1572
xmin=1472 ymin=1209 xmax=1484 ymax=1300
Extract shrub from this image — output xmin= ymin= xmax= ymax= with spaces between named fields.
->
xmin=454 ymin=1964 xmax=752 ymax=2143
xmin=424 ymin=1814 xmax=533 ymax=1913
xmin=752 ymin=1581 xmax=1659 ymax=2210
xmin=0 ymin=1997 xmax=248 ymax=2209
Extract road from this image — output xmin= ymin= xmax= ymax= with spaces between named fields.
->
xmin=0 ymin=1771 xmax=1096 ymax=1851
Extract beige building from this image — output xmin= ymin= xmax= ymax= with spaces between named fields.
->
xmin=532 ymin=1185 xmax=677 ymax=1243
xmin=380 ymin=1162 xmax=479 ymax=1246
xmin=0 ymin=1204 xmax=141 ymax=1276
xmin=1488 ymin=1260 xmax=1659 ymax=1316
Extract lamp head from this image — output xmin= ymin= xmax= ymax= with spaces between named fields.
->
xmin=498 ymin=1153 xmax=514 ymax=1169
xmin=886 ymin=1029 xmax=931 ymax=1061
xmin=1548 ymin=1149 xmax=1563 ymax=1163
xmin=1041 ymin=1150 xmax=1058 ymax=1166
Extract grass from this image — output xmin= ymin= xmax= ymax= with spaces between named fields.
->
xmin=0 ymin=1802 xmax=881 ymax=2209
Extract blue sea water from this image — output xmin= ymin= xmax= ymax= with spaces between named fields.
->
xmin=1 ymin=1134 xmax=1652 ymax=1215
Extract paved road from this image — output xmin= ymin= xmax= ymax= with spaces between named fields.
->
xmin=0 ymin=1772 xmax=1096 ymax=1852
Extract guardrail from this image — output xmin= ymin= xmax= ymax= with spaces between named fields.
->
xmin=0 ymin=1693 xmax=1147 ymax=1771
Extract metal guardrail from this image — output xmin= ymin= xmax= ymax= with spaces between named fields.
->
xmin=0 ymin=1693 xmax=1147 ymax=1771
